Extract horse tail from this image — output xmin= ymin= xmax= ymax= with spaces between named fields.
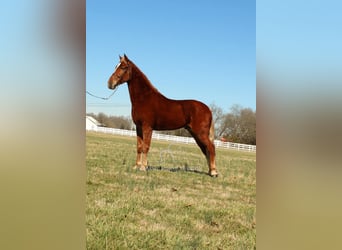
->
xmin=209 ymin=119 xmax=215 ymax=142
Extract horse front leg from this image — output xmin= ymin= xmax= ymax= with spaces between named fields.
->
xmin=134 ymin=125 xmax=152 ymax=171
xmin=140 ymin=126 xmax=153 ymax=171
xmin=134 ymin=126 xmax=144 ymax=170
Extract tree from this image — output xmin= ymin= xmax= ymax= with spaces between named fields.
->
xmin=220 ymin=105 xmax=256 ymax=145
xmin=97 ymin=112 xmax=107 ymax=125
xmin=210 ymin=103 xmax=225 ymax=138
xmin=239 ymin=108 xmax=256 ymax=145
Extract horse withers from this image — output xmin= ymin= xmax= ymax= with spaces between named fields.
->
xmin=108 ymin=54 xmax=218 ymax=177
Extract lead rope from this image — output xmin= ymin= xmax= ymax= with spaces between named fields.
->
xmin=86 ymin=87 xmax=118 ymax=100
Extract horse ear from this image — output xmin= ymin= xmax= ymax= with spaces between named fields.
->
xmin=119 ymin=55 xmax=122 ymax=60
xmin=124 ymin=54 xmax=128 ymax=60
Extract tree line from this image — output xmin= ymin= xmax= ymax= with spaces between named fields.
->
xmin=87 ymin=104 xmax=256 ymax=145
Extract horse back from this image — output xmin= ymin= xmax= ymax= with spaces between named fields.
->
xmin=180 ymin=99 xmax=212 ymax=122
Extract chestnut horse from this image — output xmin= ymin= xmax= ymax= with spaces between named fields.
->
xmin=108 ymin=54 xmax=218 ymax=177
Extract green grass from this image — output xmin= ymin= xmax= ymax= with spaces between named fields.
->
xmin=86 ymin=132 xmax=256 ymax=249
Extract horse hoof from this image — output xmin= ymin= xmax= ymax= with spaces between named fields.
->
xmin=209 ymin=170 xmax=218 ymax=177
xmin=139 ymin=166 xmax=147 ymax=171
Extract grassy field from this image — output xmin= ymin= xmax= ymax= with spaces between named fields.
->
xmin=86 ymin=132 xmax=256 ymax=249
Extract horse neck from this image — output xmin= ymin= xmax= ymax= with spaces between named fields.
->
xmin=127 ymin=63 xmax=161 ymax=100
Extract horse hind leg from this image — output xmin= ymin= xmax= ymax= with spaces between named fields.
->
xmin=207 ymin=121 xmax=218 ymax=177
xmin=203 ymin=137 xmax=218 ymax=177
xmin=187 ymin=125 xmax=218 ymax=177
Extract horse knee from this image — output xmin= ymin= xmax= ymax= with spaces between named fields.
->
xmin=143 ymin=143 xmax=150 ymax=153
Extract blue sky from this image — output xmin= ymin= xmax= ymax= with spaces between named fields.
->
xmin=86 ymin=0 xmax=255 ymax=116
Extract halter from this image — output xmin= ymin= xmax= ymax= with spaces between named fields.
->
xmin=115 ymin=61 xmax=132 ymax=83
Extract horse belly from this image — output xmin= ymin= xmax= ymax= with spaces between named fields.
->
xmin=153 ymin=106 xmax=186 ymax=130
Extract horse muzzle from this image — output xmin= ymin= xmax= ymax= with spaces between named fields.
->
xmin=108 ymin=78 xmax=118 ymax=89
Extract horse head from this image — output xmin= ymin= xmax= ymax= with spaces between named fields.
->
xmin=108 ymin=54 xmax=132 ymax=89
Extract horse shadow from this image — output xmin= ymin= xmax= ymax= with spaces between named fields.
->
xmin=146 ymin=165 xmax=209 ymax=176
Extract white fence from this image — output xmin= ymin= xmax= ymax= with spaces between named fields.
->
xmin=87 ymin=126 xmax=256 ymax=152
